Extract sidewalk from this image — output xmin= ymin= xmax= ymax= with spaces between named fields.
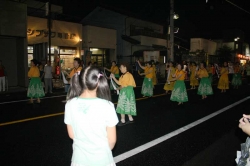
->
xmin=0 ymin=86 xmax=26 ymax=95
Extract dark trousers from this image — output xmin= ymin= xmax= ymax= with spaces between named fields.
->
xmin=247 ymin=75 xmax=250 ymax=85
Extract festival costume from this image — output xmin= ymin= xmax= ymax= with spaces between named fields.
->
xmin=232 ymin=66 xmax=242 ymax=86
xmin=217 ymin=67 xmax=229 ymax=90
xmin=207 ymin=67 xmax=213 ymax=84
xmin=170 ymin=70 xmax=188 ymax=102
xmin=141 ymin=67 xmax=153 ymax=97
xmin=197 ymin=68 xmax=213 ymax=95
xmin=190 ymin=65 xmax=199 ymax=86
xmin=163 ymin=66 xmax=176 ymax=91
xmin=69 ymin=67 xmax=83 ymax=78
xmin=116 ymin=72 xmax=137 ymax=116
xmin=27 ymin=66 xmax=45 ymax=98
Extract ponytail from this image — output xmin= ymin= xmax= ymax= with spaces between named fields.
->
xmin=67 ymin=70 xmax=83 ymax=100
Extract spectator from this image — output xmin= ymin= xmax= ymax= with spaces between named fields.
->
xmin=44 ymin=61 xmax=53 ymax=94
xmin=65 ymin=66 xmax=118 ymax=165
xmin=0 ymin=60 xmax=5 ymax=92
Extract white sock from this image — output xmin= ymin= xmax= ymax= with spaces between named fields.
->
xmin=121 ymin=119 xmax=125 ymax=123
xmin=128 ymin=116 xmax=133 ymax=121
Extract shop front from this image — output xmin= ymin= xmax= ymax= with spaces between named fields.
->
xmin=236 ymin=54 xmax=250 ymax=65
xmin=27 ymin=16 xmax=82 ymax=69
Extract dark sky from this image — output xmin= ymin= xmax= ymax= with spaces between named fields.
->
xmin=37 ymin=0 xmax=250 ymax=43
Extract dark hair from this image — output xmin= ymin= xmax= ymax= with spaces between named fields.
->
xmin=67 ymin=66 xmax=111 ymax=101
xmin=200 ymin=61 xmax=206 ymax=68
xmin=112 ymin=61 xmax=117 ymax=65
xmin=120 ymin=62 xmax=130 ymax=72
xmin=146 ymin=61 xmax=152 ymax=66
xmin=74 ymin=58 xmax=81 ymax=65
xmin=31 ymin=59 xmax=39 ymax=66
xmin=88 ymin=61 xmax=92 ymax=66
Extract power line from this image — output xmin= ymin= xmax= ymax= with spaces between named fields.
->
xmin=225 ymin=0 xmax=250 ymax=15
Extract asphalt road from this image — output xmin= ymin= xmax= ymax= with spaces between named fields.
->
xmin=0 ymin=78 xmax=249 ymax=166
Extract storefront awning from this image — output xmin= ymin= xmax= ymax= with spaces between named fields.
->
xmin=121 ymin=35 xmax=141 ymax=45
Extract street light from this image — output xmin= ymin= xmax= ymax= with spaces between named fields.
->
xmin=234 ymin=37 xmax=240 ymax=41
xmin=169 ymin=0 xmax=179 ymax=61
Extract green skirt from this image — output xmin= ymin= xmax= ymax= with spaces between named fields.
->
xmin=27 ymin=77 xmax=45 ymax=98
xmin=232 ymin=73 xmax=242 ymax=86
xmin=197 ymin=77 xmax=213 ymax=95
xmin=110 ymin=75 xmax=119 ymax=90
xmin=116 ymin=86 xmax=137 ymax=115
xmin=208 ymin=73 xmax=213 ymax=84
xmin=141 ymin=77 xmax=153 ymax=97
xmin=170 ymin=80 xmax=188 ymax=102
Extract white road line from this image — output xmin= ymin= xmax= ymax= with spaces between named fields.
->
xmin=114 ymin=96 xmax=250 ymax=164
xmin=0 ymin=95 xmax=66 ymax=105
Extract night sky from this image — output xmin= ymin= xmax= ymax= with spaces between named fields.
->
xmin=37 ymin=0 xmax=250 ymax=43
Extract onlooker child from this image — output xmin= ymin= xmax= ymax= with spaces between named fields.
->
xmin=65 ymin=66 xmax=118 ymax=166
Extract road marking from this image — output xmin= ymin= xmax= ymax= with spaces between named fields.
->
xmin=0 ymin=95 xmax=67 ymax=105
xmin=0 ymin=93 xmax=168 ymax=126
xmin=113 ymin=96 xmax=250 ymax=164
xmin=0 ymin=112 xmax=65 ymax=126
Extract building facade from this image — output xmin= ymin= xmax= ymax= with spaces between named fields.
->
xmin=81 ymin=7 xmax=168 ymax=64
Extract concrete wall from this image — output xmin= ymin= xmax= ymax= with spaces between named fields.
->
xmin=0 ymin=1 xmax=27 ymax=37
xmin=0 ymin=1 xmax=27 ymax=87
xmin=126 ymin=17 xmax=164 ymax=35
xmin=190 ymin=38 xmax=217 ymax=55
xmin=82 ymin=25 xmax=116 ymax=49
xmin=81 ymin=7 xmax=125 ymax=58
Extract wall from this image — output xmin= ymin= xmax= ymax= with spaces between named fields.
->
xmin=82 ymin=25 xmax=116 ymax=49
xmin=126 ymin=17 xmax=164 ymax=35
xmin=0 ymin=1 xmax=27 ymax=87
xmin=81 ymin=7 xmax=125 ymax=57
xmin=0 ymin=37 xmax=18 ymax=86
xmin=0 ymin=1 xmax=27 ymax=37
xmin=190 ymin=38 xmax=217 ymax=55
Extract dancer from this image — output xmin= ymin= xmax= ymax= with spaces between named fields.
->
xmin=69 ymin=58 xmax=82 ymax=78
xmin=27 ymin=59 xmax=45 ymax=103
xmin=111 ymin=62 xmax=136 ymax=126
xmin=163 ymin=61 xmax=176 ymax=94
xmin=232 ymin=62 xmax=242 ymax=89
xmin=189 ymin=62 xmax=199 ymax=89
xmin=137 ymin=60 xmax=153 ymax=97
xmin=217 ymin=62 xmax=229 ymax=93
xmin=104 ymin=61 xmax=119 ymax=93
xmin=65 ymin=66 xmax=118 ymax=166
xmin=197 ymin=62 xmax=213 ymax=99
xmin=170 ymin=64 xmax=188 ymax=105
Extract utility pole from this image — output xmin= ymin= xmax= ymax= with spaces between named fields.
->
xmin=170 ymin=0 xmax=174 ymax=61
xmin=46 ymin=1 xmax=52 ymax=63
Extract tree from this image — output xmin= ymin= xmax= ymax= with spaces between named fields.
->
xmin=217 ymin=45 xmax=233 ymax=63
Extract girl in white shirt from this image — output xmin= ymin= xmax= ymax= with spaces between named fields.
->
xmin=64 ymin=66 xmax=118 ymax=166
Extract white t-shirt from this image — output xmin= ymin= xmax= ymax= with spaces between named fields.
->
xmin=228 ymin=65 xmax=234 ymax=74
xmin=64 ymin=97 xmax=118 ymax=166
xmin=44 ymin=66 xmax=53 ymax=78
